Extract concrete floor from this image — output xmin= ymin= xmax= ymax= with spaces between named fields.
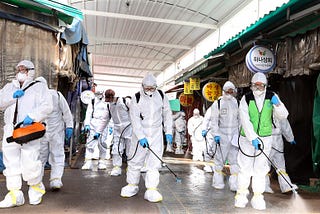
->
xmin=0 ymin=151 xmax=320 ymax=214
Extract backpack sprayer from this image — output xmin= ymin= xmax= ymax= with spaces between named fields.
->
xmin=257 ymin=138 xmax=298 ymax=195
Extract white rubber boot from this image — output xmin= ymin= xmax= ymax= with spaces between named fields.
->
xmin=28 ymin=182 xmax=45 ymax=205
xmin=110 ymin=166 xmax=122 ymax=176
xmin=234 ymin=190 xmax=249 ymax=208
xmin=120 ymin=184 xmax=139 ymax=197
xmin=0 ymin=190 xmax=25 ymax=208
xmin=50 ymin=178 xmax=63 ymax=190
xmin=251 ymin=193 xmax=266 ymax=210
xmin=144 ymin=188 xmax=163 ymax=203
xmin=98 ymin=159 xmax=107 ymax=170
xmin=81 ymin=159 xmax=92 ymax=170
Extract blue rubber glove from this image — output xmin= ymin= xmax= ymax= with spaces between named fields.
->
xmin=252 ymin=138 xmax=260 ymax=150
xmin=93 ymin=133 xmax=101 ymax=140
xmin=166 ymin=134 xmax=173 ymax=145
xmin=65 ymin=127 xmax=73 ymax=140
xmin=23 ymin=115 xmax=33 ymax=125
xmin=290 ymin=140 xmax=297 ymax=145
xmin=202 ymin=130 xmax=207 ymax=137
xmin=271 ymin=95 xmax=280 ymax=105
xmin=13 ymin=90 xmax=25 ymax=98
xmin=139 ymin=138 xmax=149 ymax=148
xmin=109 ymin=127 xmax=113 ymax=135
xmin=84 ymin=125 xmax=90 ymax=132
xmin=214 ymin=136 xmax=220 ymax=144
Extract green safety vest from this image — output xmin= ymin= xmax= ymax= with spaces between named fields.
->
xmin=240 ymin=91 xmax=274 ymax=137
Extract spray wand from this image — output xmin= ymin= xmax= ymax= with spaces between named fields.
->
xmin=257 ymin=139 xmax=298 ymax=195
xmin=146 ymin=145 xmax=182 ymax=183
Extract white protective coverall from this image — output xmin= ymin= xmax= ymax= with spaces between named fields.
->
xmin=173 ymin=111 xmax=186 ymax=154
xmin=39 ymin=87 xmax=73 ymax=189
xmin=209 ymin=81 xmax=239 ymax=191
xmin=0 ymin=60 xmax=53 ymax=207
xmin=120 ymin=73 xmax=173 ymax=203
xmin=101 ymin=119 xmax=114 ymax=160
xmin=265 ymin=117 xmax=298 ymax=193
xmin=109 ymin=97 xmax=132 ymax=176
xmin=187 ymin=109 xmax=205 ymax=161
xmin=202 ymin=105 xmax=215 ymax=172
xmin=82 ymin=96 xmax=110 ymax=170
xmin=235 ymin=72 xmax=289 ymax=210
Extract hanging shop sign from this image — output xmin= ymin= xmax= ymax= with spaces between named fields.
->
xmin=179 ymin=93 xmax=194 ymax=107
xmin=189 ymin=76 xmax=200 ymax=90
xmin=246 ymin=45 xmax=276 ymax=73
xmin=184 ymin=81 xmax=193 ymax=94
xmin=202 ymin=82 xmax=222 ymax=102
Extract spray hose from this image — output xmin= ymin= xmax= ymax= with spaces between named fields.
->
xmin=117 ymin=123 xmax=131 ymax=158
xmin=238 ymin=135 xmax=263 ymax=158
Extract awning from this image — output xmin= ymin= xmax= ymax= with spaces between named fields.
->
xmin=175 ymin=53 xmax=226 ymax=84
xmin=1 ymin=0 xmax=83 ymax=24
xmin=204 ymin=0 xmax=320 ymax=59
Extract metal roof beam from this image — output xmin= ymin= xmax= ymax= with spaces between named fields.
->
xmin=93 ymin=72 xmax=145 ymax=78
xmin=89 ymin=36 xmax=191 ymax=50
xmin=93 ymin=78 xmax=142 ymax=84
xmin=94 ymin=64 xmax=162 ymax=72
xmin=82 ymin=9 xmax=217 ymax=29
xmin=92 ymin=53 xmax=174 ymax=63
xmin=93 ymin=80 xmax=141 ymax=88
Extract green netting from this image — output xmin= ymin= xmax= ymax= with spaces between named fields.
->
xmin=1 ymin=0 xmax=83 ymax=24
xmin=311 ymin=75 xmax=320 ymax=177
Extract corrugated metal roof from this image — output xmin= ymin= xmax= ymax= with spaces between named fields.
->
xmin=1 ymin=0 xmax=83 ymax=24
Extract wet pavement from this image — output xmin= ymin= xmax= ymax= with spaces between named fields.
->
xmin=0 ymin=151 xmax=320 ymax=214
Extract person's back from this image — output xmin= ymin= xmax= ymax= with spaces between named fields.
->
xmin=105 ymin=89 xmax=132 ymax=176
xmin=187 ymin=109 xmax=205 ymax=161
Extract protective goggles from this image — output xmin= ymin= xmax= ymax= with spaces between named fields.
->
xmin=251 ymin=82 xmax=266 ymax=91
xmin=143 ymin=86 xmax=156 ymax=92
xmin=15 ymin=66 xmax=33 ymax=74
xmin=224 ymin=88 xmax=236 ymax=94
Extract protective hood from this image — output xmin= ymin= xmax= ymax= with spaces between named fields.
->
xmin=223 ymin=81 xmax=236 ymax=91
xmin=251 ymin=72 xmax=267 ymax=85
xmin=193 ymin=108 xmax=200 ymax=117
xmin=16 ymin=60 xmax=35 ymax=79
xmin=35 ymin=76 xmax=47 ymax=85
xmin=142 ymin=73 xmax=157 ymax=87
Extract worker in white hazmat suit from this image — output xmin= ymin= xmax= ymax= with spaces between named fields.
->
xmin=120 ymin=73 xmax=173 ymax=203
xmin=207 ymin=81 xmax=240 ymax=191
xmin=173 ymin=111 xmax=186 ymax=154
xmin=0 ymin=60 xmax=53 ymax=208
xmin=235 ymin=72 xmax=289 ymax=210
xmin=188 ymin=109 xmax=205 ymax=161
xmin=82 ymin=91 xmax=110 ymax=170
xmin=265 ymin=117 xmax=298 ymax=193
xmin=105 ymin=89 xmax=132 ymax=176
xmin=201 ymin=106 xmax=215 ymax=173
xmin=36 ymin=77 xmax=74 ymax=190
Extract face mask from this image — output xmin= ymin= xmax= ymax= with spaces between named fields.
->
xmin=145 ymin=91 xmax=153 ymax=96
xmin=16 ymin=72 xmax=27 ymax=82
xmin=225 ymin=94 xmax=233 ymax=99
xmin=253 ymin=90 xmax=264 ymax=96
